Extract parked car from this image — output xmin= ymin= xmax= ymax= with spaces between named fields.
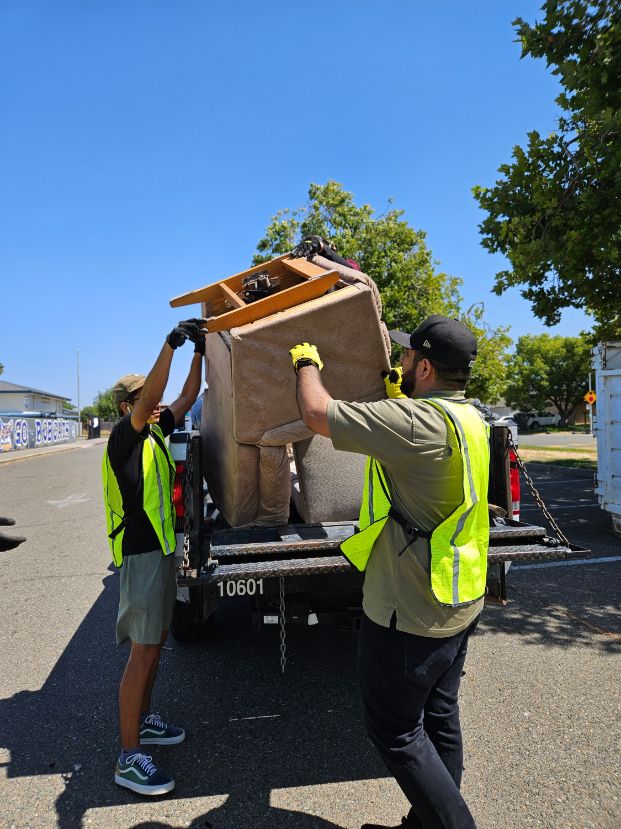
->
xmin=492 ymin=413 xmax=518 ymax=426
xmin=524 ymin=411 xmax=561 ymax=430
xmin=490 ymin=413 xmax=518 ymax=446
xmin=510 ymin=411 xmax=560 ymax=430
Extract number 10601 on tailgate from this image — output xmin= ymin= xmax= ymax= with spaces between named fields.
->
xmin=217 ymin=579 xmax=264 ymax=597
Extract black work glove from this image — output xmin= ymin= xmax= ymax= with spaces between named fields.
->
xmin=166 ymin=319 xmax=207 ymax=350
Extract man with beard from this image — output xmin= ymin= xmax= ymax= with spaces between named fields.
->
xmin=289 ymin=315 xmax=489 ymax=829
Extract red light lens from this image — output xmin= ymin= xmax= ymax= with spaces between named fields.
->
xmin=173 ymin=462 xmax=185 ymax=517
xmin=509 ymin=449 xmax=520 ymax=520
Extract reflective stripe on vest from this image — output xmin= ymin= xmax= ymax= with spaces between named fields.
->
xmin=340 ymin=398 xmax=490 ymax=607
xmin=340 ymin=457 xmax=392 ymax=572
xmin=102 ymin=423 xmax=177 ymax=567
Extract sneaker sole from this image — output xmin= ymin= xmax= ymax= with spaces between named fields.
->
xmin=115 ymin=774 xmax=175 ymax=796
xmin=140 ymin=732 xmax=185 ymax=746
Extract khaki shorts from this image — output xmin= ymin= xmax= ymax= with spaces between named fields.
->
xmin=116 ymin=549 xmax=176 ymax=645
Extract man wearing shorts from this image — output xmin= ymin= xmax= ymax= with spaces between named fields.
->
xmin=102 ymin=318 xmax=205 ymax=796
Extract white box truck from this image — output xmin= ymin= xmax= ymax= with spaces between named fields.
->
xmin=593 ymin=341 xmax=621 ymax=537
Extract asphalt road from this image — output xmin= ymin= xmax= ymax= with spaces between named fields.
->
xmin=517 ymin=431 xmax=597 ymax=448
xmin=0 ymin=445 xmax=619 ymax=829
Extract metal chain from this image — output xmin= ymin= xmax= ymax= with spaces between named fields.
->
xmin=507 ymin=431 xmax=570 ymax=547
xmin=279 ymin=576 xmax=287 ymax=674
xmin=471 ymin=401 xmax=570 ymax=548
xmin=182 ymin=438 xmax=193 ymax=573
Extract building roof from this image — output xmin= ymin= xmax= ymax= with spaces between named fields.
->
xmin=0 ymin=381 xmax=71 ymax=400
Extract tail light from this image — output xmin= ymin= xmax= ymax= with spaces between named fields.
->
xmin=173 ymin=462 xmax=185 ymax=520
xmin=509 ymin=449 xmax=520 ymax=521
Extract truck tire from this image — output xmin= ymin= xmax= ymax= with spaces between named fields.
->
xmin=170 ymin=585 xmax=217 ymax=643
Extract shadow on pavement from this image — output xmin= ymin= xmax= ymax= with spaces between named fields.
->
xmin=2 ymin=461 xmax=619 ymax=826
xmin=0 ymin=564 xmax=385 ymax=828
xmin=480 ymin=559 xmax=621 ymax=656
xmin=481 ymin=462 xmax=620 ymax=654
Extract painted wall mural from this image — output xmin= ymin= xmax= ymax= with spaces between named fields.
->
xmin=0 ymin=417 xmax=78 ymax=453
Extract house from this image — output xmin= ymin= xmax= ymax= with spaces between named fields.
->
xmin=0 ymin=382 xmax=78 ymax=453
xmin=0 ymin=381 xmax=72 ymax=416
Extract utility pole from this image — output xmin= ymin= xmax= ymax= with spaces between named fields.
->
xmin=589 ymin=371 xmax=593 ymax=437
xmin=77 ymin=349 xmax=81 ymax=437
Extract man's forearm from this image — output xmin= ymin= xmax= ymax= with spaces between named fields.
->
xmin=168 ymin=352 xmax=203 ymax=425
xmin=180 ymin=353 xmax=203 ymax=406
xmin=296 ymin=365 xmax=332 ymax=437
xmin=141 ymin=343 xmax=175 ymax=411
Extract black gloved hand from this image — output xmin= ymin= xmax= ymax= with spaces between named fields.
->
xmin=166 ymin=319 xmax=207 ymax=350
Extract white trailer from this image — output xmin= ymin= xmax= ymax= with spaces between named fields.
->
xmin=593 ymin=342 xmax=621 ymax=537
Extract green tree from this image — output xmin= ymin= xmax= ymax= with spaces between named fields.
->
xmin=80 ymin=404 xmax=96 ymax=424
xmin=93 ymin=388 xmax=118 ymax=421
xmin=473 ymin=0 xmax=621 ymax=339
xmin=254 ymin=180 xmax=511 ymax=403
xmin=505 ymin=334 xmax=592 ymax=421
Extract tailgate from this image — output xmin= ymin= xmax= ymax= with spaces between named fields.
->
xmin=177 ymin=519 xmax=590 ymax=586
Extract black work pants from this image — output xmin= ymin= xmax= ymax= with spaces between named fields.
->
xmin=358 ymin=614 xmax=479 ymax=829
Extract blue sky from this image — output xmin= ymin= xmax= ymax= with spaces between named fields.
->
xmin=0 ymin=1 xmax=591 ymax=408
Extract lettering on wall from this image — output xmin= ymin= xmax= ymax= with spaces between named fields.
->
xmin=0 ymin=417 xmax=78 ymax=453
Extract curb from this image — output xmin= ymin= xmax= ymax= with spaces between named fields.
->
xmin=0 ymin=438 xmax=107 ymax=465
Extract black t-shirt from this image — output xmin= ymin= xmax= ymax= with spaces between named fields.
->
xmin=107 ymin=408 xmax=176 ymax=556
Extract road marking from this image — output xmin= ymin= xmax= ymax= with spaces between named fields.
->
xmin=46 ymin=493 xmax=91 ymax=508
xmin=228 ymin=714 xmax=281 ymax=722
xmin=512 ymin=556 xmax=621 ymax=570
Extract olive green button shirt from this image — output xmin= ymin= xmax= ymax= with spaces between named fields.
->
xmin=327 ymin=390 xmax=484 ymax=637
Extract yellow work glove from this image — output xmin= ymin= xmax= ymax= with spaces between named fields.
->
xmin=289 ymin=342 xmax=324 ymax=373
xmin=381 ymin=367 xmax=407 ymax=399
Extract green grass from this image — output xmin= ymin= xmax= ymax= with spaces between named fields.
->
xmin=519 ymin=444 xmax=596 ymax=454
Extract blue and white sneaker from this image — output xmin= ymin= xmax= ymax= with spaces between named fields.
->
xmin=140 ymin=712 xmax=185 ymax=746
xmin=115 ymin=752 xmax=175 ymax=796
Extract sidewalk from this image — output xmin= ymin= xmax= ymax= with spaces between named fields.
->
xmin=0 ymin=437 xmax=108 ymax=465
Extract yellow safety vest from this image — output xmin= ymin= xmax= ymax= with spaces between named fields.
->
xmin=102 ymin=423 xmax=177 ymax=567
xmin=340 ymin=398 xmax=490 ymax=607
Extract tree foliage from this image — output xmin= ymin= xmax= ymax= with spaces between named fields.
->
xmin=473 ymin=0 xmax=621 ymax=339
xmin=505 ymin=334 xmax=592 ymax=420
xmin=79 ymin=405 xmax=97 ymax=423
xmin=93 ymin=388 xmax=117 ymax=421
xmin=254 ymin=181 xmax=511 ymax=403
